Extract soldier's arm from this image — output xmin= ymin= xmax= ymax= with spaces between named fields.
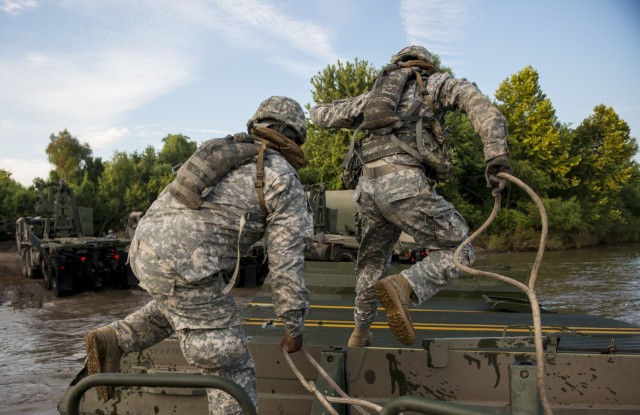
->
xmin=263 ymin=168 xmax=313 ymax=339
xmin=309 ymin=93 xmax=369 ymax=129
xmin=429 ymin=72 xmax=509 ymax=161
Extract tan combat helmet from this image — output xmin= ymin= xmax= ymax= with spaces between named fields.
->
xmin=391 ymin=45 xmax=436 ymax=66
xmin=247 ymin=96 xmax=307 ymax=145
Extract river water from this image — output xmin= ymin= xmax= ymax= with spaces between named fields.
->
xmin=472 ymin=242 xmax=640 ymax=325
xmin=0 ymin=242 xmax=639 ymax=415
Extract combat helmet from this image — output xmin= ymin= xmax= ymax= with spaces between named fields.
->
xmin=247 ymin=96 xmax=307 ymax=145
xmin=391 ymin=45 xmax=435 ymax=65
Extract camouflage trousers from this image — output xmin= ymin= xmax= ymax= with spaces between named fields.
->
xmin=353 ymin=166 xmax=475 ymax=330
xmin=110 ymin=246 xmax=258 ymax=415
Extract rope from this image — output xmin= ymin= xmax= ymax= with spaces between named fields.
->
xmin=453 ymin=172 xmax=554 ymax=415
xmin=281 ymin=172 xmax=553 ymax=414
xmin=281 ymin=346 xmax=383 ymax=414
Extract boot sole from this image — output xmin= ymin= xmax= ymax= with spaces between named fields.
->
xmin=85 ymin=332 xmax=112 ymax=401
xmin=374 ymin=280 xmax=415 ymax=346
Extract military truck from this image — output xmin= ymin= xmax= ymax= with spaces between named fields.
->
xmin=15 ymin=180 xmax=132 ymax=297
xmin=305 ymin=184 xmax=426 ymax=264
xmin=233 ymin=185 xmax=427 ymax=287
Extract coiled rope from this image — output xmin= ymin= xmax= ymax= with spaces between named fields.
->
xmin=453 ymin=172 xmax=553 ymax=415
xmin=282 ymin=172 xmax=553 ymax=415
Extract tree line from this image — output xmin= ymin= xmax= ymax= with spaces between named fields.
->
xmin=1 ymin=58 xmax=638 ymax=251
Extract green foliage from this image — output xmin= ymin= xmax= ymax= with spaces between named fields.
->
xmin=1 ymin=60 xmax=638 ymax=249
xmin=46 ymin=129 xmax=94 ymax=186
xmin=300 ymin=59 xmax=378 ymax=189
xmin=568 ymin=105 xmax=638 ymax=223
xmin=158 ymin=134 xmax=197 ymax=168
xmin=495 ymin=66 xmax=580 ymax=192
xmin=309 ymin=58 xmax=378 ymax=105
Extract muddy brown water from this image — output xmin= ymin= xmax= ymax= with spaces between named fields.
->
xmin=1 ymin=241 xmax=639 ymax=414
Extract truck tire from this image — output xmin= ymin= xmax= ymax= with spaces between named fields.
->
xmin=20 ymin=250 xmax=29 ymax=277
xmin=41 ymin=258 xmax=53 ymax=290
xmin=25 ymin=250 xmax=41 ymax=279
xmin=335 ymin=250 xmax=357 ymax=263
xmin=51 ymin=269 xmax=64 ymax=297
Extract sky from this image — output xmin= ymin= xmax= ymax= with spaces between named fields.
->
xmin=1 ymin=0 xmax=639 ymax=187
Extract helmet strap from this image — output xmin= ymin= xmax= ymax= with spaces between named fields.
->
xmin=250 ymin=126 xmax=307 ymax=170
xmin=398 ymin=59 xmax=439 ymax=75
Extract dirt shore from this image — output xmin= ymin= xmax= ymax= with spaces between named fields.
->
xmin=0 ymin=240 xmax=53 ymax=309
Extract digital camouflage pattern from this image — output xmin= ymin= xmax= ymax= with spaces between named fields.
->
xmin=310 ymin=52 xmax=508 ymax=334
xmin=111 ymin=148 xmax=313 ymax=414
xmin=310 ymin=71 xmax=509 ymax=164
xmin=247 ymin=96 xmax=308 ymax=145
xmin=352 ymin=167 xmax=475 ymax=330
xmin=391 ymin=45 xmax=436 ymax=64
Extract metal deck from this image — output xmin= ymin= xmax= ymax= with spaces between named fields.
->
xmin=244 ymin=261 xmax=640 ymax=354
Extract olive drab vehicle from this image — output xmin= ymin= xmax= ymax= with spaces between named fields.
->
xmin=15 ymin=180 xmax=133 ymax=296
xmin=305 ymin=184 xmax=426 ymax=264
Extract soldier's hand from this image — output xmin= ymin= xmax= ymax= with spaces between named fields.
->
xmin=279 ymin=332 xmax=303 ymax=353
xmin=485 ymin=155 xmax=512 ymax=197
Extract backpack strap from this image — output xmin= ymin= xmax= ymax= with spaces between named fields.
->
xmin=255 ymin=141 xmax=269 ymax=218
xmin=199 ymin=201 xmax=254 ymax=294
xmin=411 ymin=68 xmax=444 ymax=143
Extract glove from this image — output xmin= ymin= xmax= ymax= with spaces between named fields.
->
xmin=485 ymin=155 xmax=512 ymax=197
xmin=279 ymin=332 xmax=304 ymax=353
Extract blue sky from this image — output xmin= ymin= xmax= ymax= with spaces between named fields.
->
xmin=1 ymin=0 xmax=639 ymax=186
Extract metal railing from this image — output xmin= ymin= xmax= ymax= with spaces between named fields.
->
xmin=66 ymin=373 xmax=256 ymax=415
xmin=379 ymin=396 xmax=494 ymax=415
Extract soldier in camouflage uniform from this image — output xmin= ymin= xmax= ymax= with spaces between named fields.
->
xmin=84 ymin=96 xmax=314 ymax=414
xmin=310 ymin=46 xmax=511 ymax=347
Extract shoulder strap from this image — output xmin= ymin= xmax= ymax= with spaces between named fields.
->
xmin=199 ymin=201 xmax=250 ymax=295
xmin=255 ymin=141 xmax=269 ymax=218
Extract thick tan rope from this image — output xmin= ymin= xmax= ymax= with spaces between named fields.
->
xmin=281 ymin=172 xmax=552 ymax=414
xmin=453 ymin=172 xmax=553 ymax=415
xmin=281 ymin=346 xmax=383 ymax=414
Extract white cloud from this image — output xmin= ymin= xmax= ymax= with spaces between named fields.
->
xmin=194 ymin=0 xmax=341 ymax=75
xmin=1 ymin=0 xmax=37 ymax=15
xmin=0 ymin=0 xmax=344 ymax=186
xmin=1 ymin=156 xmax=51 ymax=186
xmin=399 ymin=0 xmax=475 ymax=66
xmin=1 ymin=50 xmax=195 ymax=123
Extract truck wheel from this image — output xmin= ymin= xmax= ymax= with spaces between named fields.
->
xmin=20 ymin=250 xmax=29 ymax=277
xmin=51 ymin=271 xmax=64 ymax=297
xmin=41 ymin=258 xmax=52 ymax=290
xmin=336 ymin=251 xmax=357 ymax=263
xmin=25 ymin=250 xmax=34 ymax=278
xmin=25 ymin=250 xmax=41 ymax=279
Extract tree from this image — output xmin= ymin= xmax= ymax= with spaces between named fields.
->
xmin=494 ymin=66 xmax=580 ymax=192
xmin=45 ymin=129 xmax=93 ymax=185
xmin=95 ymin=151 xmax=137 ymax=234
xmin=301 ymin=59 xmax=378 ymax=189
xmin=158 ymin=134 xmax=197 ymax=168
xmin=569 ymin=105 xmax=638 ymax=222
xmin=0 ymin=169 xmax=38 ymax=225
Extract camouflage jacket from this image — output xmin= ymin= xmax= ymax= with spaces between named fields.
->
xmin=310 ymin=71 xmax=509 ymax=164
xmin=133 ymin=148 xmax=313 ymax=333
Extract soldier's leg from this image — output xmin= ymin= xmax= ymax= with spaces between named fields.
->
xmin=178 ymin=326 xmax=257 ymax=415
xmin=378 ymin=168 xmax=475 ymax=304
xmin=110 ymin=300 xmax=175 ymax=351
xmin=353 ymin=180 xmax=402 ymax=334
xmin=85 ymin=300 xmax=174 ymax=401
xmin=150 ymin=274 xmax=253 ymax=414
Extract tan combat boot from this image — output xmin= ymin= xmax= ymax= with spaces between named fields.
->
xmin=85 ymin=326 xmax=124 ymax=401
xmin=347 ymin=327 xmax=373 ymax=347
xmin=373 ymin=274 xmax=415 ymax=346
